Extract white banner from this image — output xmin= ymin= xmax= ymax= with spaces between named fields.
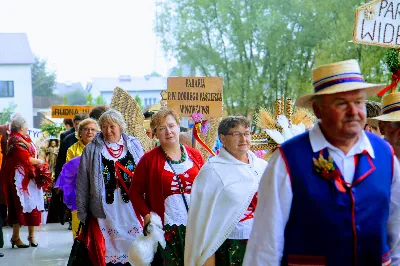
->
xmin=353 ymin=0 xmax=400 ymax=48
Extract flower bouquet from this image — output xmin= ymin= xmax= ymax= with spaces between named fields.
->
xmin=33 ymin=163 xmax=53 ymax=190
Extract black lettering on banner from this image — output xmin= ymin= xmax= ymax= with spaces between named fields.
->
xmin=396 ymin=2 xmax=400 ymax=19
xmin=179 ymin=105 xmax=210 ymax=115
xmin=380 ymin=0 xmax=388 ymax=16
xmin=397 ymin=25 xmax=400 ymax=44
xmin=361 ymin=20 xmax=377 ymax=41
xmin=185 ymin=78 xmax=206 ymax=88
xmin=384 ymin=23 xmax=395 ymax=43
xmin=385 ymin=1 xmax=394 ymax=19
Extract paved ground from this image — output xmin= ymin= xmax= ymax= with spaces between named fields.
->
xmin=0 ymin=223 xmax=73 ymax=266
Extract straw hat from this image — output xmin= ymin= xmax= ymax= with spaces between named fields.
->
xmin=296 ymin=60 xmax=385 ymax=108
xmin=370 ymin=92 xmax=400 ymax=122
xmin=365 ymin=100 xmax=381 ymax=127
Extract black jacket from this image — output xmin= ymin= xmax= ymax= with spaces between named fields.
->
xmin=60 ymin=128 xmax=75 ymax=142
xmin=54 ymin=132 xmax=78 ymax=180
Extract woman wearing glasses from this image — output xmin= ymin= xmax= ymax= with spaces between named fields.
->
xmin=129 ymin=108 xmax=204 ymax=266
xmin=184 ymin=116 xmax=268 ymax=266
xmin=56 ymin=118 xmax=100 ymax=238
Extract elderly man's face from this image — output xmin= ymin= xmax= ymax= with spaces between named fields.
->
xmin=380 ymin=121 xmax=400 ymax=147
xmin=313 ymin=89 xmax=366 ymax=139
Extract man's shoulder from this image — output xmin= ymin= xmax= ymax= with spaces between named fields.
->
xmin=280 ymin=131 xmax=310 ymax=148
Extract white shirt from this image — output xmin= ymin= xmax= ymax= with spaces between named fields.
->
xmin=243 ymin=124 xmax=400 ymax=266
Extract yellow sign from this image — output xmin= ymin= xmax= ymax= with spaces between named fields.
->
xmin=51 ymin=105 xmax=93 ymax=118
xmin=167 ymin=77 xmax=223 ymax=117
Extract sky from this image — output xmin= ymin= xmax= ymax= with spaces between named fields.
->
xmin=0 ymin=0 xmax=175 ymax=84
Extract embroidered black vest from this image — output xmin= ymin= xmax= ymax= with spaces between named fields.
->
xmin=102 ymin=151 xmax=135 ymax=204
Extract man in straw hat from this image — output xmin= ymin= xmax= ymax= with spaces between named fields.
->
xmin=243 ymin=59 xmax=400 ymax=265
xmin=372 ymin=92 xmax=400 ymax=160
xmin=365 ymin=100 xmax=383 ymax=137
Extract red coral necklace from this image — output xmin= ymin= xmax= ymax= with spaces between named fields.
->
xmin=105 ymin=141 xmax=123 ymax=158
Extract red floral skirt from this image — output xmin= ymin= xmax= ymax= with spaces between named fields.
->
xmin=7 ymin=184 xmax=41 ymax=226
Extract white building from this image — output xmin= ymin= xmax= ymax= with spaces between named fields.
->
xmin=0 ymin=33 xmax=34 ymax=126
xmin=87 ymin=75 xmax=166 ymax=110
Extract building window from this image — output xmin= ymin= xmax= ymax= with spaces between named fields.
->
xmin=144 ymin=98 xmax=148 ymax=106
xmin=0 ymin=81 xmax=14 ymax=97
xmin=153 ymin=98 xmax=157 ymax=104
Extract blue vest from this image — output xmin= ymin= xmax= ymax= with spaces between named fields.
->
xmin=280 ymin=132 xmax=393 ymax=266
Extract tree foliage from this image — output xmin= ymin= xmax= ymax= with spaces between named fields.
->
xmin=64 ymin=89 xmax=87 ymax=105
xmin=41 ymin=122 xmax=65 ymax=137
xmin=32 ymin=56 xmax=57 ymax=97
xmin=0 ymin=103 xmax=17 ymax=124
xmin=135 ymin=95 xmax=144 ymax=110
xmin=156 ymin=0 xmax=390 ymax=116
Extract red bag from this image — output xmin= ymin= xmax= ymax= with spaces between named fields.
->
xmin=77 ymin=216 xmax=106 ymax=266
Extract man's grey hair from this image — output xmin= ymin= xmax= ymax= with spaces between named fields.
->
xmin=98 ymin=109 xmax=127 ymax=132
xmin=10 ymin=113 xmax=27 ymax=132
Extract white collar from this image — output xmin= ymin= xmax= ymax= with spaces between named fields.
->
xmin=104 ymin=136 xmax=124 ymax=148
xmin=309 ymin=123 xmax=375 ymax=158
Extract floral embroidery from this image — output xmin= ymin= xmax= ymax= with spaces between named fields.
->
xmin=128 ymin=227 xmax=140 ymax=235
xmin=313 ymin=153 xmax=346 ymax=193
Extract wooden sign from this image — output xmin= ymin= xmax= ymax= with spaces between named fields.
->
xmin=167 ymin=77 xmax=223 ymax=117
xmin=353 ymin=0 xmax=400 ymax=48
xmin=51 ymin=105 xmax=92 ymax=118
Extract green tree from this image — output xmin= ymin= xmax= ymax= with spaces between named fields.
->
xmin=95 ymin=95 xmax=106 ymax=105
xmin=135 ymin=95 xmax=143 ymax=110
xmin=0 ymin=103 xmax=17 ymax=124
xmin=156 ymin=0 xmax=390 ymax=116
xmin=41 ymin=122 xmax=65 ymax=137
xmin=86 ymin=93 xmax=94 ymax=105
xmin=32 ymin=56 xmax=57 ymax=96
xmin=64 ymin=89 xmax=87 ymax=105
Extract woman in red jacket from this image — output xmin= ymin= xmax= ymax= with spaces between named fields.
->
xmin=129 ymin=109 xmax=204 ymax=266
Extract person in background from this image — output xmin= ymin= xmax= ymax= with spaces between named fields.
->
xmin=185 ymin=116 xmax=268 ymax=266
xmin=90 ymin=104 xmax=110 ymax=121
xmin=2 ymin=114 xmax=46 ymax=249
xmin=374 ymin=92 xmax=400 ymax=160
xmin=55 ymin=113 xmax=89 ymax=180
xmin=60 ymin=119 xmax=74 ymax=141
xmin=130 ymin=108 xmax=204 ymax=266
xmin=243 ymin=60 xmax=400 ymax=265
xmin=364 ymin=100 xmax=382 ymax=137
xmin=51 ymin=113 xmax=88 ymax=227
xmin=57 ymin=118 xmax=100 ymax=238
xmin=77 ymin=109 xmax=144 ymax=266
xmin=0 ymin=123 xmax=9 ymax=257
xmin=143 ymin=111 xmax=154 ymax=121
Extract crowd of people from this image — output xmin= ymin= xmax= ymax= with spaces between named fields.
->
xmin=0 ymin=58 xmax=399 ymax=266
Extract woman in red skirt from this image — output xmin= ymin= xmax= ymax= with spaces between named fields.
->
xmin=2 ymin=114 xmax=45 ymax=248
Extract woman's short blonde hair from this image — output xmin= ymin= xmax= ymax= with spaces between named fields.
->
xmin=76 ymin=118 xmax=100 ymax=139
xmin=150 ymin=108 xmax=180 ymax=135
xmin=98 ymin=109 xmax=127 ymax=132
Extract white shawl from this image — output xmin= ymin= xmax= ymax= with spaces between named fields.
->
xmin=184 ymin=148 xmax=268 ymax=266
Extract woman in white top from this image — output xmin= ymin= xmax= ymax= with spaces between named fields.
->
xmin=77 ymin=109 xmax=144 ymax=266
xmin=184 ymin=116 xmax=268 ymax=266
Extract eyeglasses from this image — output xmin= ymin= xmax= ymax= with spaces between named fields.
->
xmin=158 ymin=123 xmax=177 ymax=133
xmin=82 ymin=127 xmax=97 ymax=132
xmin=224 ymin=132 xmax=251 ymax=138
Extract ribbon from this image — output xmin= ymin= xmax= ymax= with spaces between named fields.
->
xmin=378 ymin=69 xmax=400 ymax=97
xmin=192 ymin=122 xmax=216 ymax=157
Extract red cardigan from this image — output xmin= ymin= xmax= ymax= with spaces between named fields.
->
xmin=129 ymin=145 xmax=204 ymax=225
